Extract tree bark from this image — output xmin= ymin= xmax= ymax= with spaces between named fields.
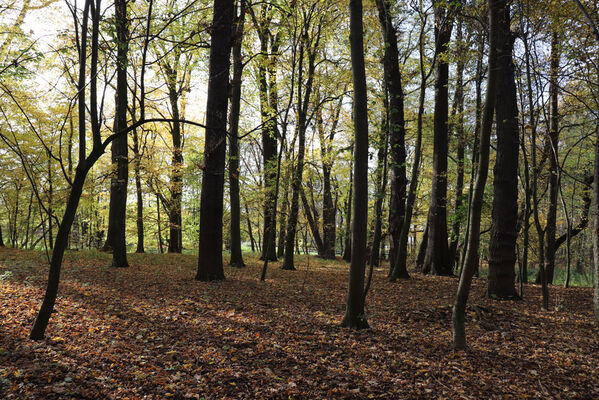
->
xmin=541 ymin=30 xmax=560 ymax=284
xmin=105 ymin=0 xmax=129 ymax=268
xmin=195 ymin=0 xmax=234 ymax=281
xmin=375 ymin=0 xmax=407 ymax=272
xmin=341 ymin=0 xmax=369 ymax=329
xmin=453 ymin=0 xmax=499 ymax=350
xmin=103 ymin=0 xmax=129 ymax=263
xmin=487 ymin=0 xmax=519 ymax=299
xmin=422 ymin=2 xmax=453 ymax=276
xmin=228 ymin=0 xmax=246 ymax=268
xmin=449 ymin=16 xmax=465 ymax=267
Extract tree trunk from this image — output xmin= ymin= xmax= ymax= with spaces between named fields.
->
xmin=195 ymin=0 xmax=234 ymax=281
xmin=452 ymin=0 xmax=499 ymax=350
xmin=487 ymin=0 xmax=519 ymax=299
xmin=341 ymin=0 xmax=369 ymax=330
xmin=369 ymin=114 xmax=388 ymax=268
xmin=343 ymin=151 xmax=353 ymax=262
xmin=166 ymin=77 xmax=183 ymax=254
xmin=228 ymin=0 xmax=246 ymax=268
xmin=0 ymin=223 xmax=4 ymax=247
xmin=107 ymin=0 xmax=129 ymax=268
xmin=541 ymin=30 xmax=560 ymax=284
xmin=390 ymin=10 xmax=429 ymax=280
xmin=449 ymin=16 xmax=465 ymax=267
xmin=375 ymin=0 xmax=407 ymax=271
xmin=132 ymin=127 xmax=144 ymax=253
xmin=422 ymin=2 xmax=453 ymax=276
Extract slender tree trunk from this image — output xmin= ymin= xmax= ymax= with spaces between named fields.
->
xmin=167 ymin=79 xmax=183 ymax=254
xmin=452 ymin=0 xmax=499 ymax=350
xmin=244 ymin=203 xmax=256 ymax=253
xmin=0 ymin=223 xmax=4 ymax=247
xmin=542 ymin=30 xmax=560 ymax=284
xmin=133 ymin=127 xmax=144 ymax=253
xmin=487 ymin=0 xmax=519 ymax=299
xmin=449 ymin=17 xmax=465 ymax=266
xmin=196 ymin=0 xmax=234 ymax=281
xmin=369 ymin=114 xmax=388 ymax=268
xmin=341 ymin=0 xmax=369 ymax=329
xmin=228 ymin=0 xmax=246 ymax=268
xmin=523 ymin=18 xmax=548 ymax=307
xmin=422 ymin=3 xmax=454 ymax=276
xmin=460 ymin=31 xmax=485 ymax=274
xmin=343 ymin=152 xmax=353 ymax=262
xmin=156 ymin=193 xmax=163 ymax=253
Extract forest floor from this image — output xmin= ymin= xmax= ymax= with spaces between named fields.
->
xmin=1 ymin=247 xmax=598 ymax=399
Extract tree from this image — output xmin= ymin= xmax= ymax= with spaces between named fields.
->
xmin=421 ymin=0 xmax=454 ymax=276
xmin=102 ymin=0 xmax=129 ymax=268
xmin=375 ymin=0 xmax=407 ymax=272
xmin=453 ymin=0 xmax=499 ymax=350
xmin=195 ymin=0 xmax=234 ymax=281
xmin=341 ymin=0 xmax=369 ymax=330
xmin=228 ymin=0 xmax=247 ymax=268
xmin=487 ymin=0 xmax=519 ymax=299
xmin=106 ymin=0 xmax=130 ymax=268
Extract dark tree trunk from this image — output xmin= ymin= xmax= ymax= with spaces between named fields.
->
xmin=132 ymin=127 xmax=144 ymax=253
xmin=166 ymin=79 xmax=183 ymax=254
xmin=31 ymin=0 xmax=105 ymax=339
xmin=452 ymin=0 xmax=500 ymax=350
xmin=487 ymin=0 xmax=519 ymax=299
xmin=228 ymin=0 xmax=246 ymax=268
xmin=244 ymin=203 xmax=256 ymax=253
xmin=390 ymin=12 xmax=429 ymax=280
xmin=343 ymin=152 xmax=353 ymax=262
xmin=156 ymin=193 xmax=164 ymax=253
xmin=195 ymin=0 xmax=234 ymax=281
xmin=375 ymin=0 xmax=406 ymax=271
xmin=251 ymin=9 xmax=279 ymax=262
xmin=0 ymin=222 xmax=5 ymax=247
xmin=449 ymin=17 xmax=465 ymax=266
xmin=341 ymin=0 xmax=369 ymax=330
xmin=541 ymin=30 xmax=560 ymax=284
xmin=106 ymin=0 xmax=129 ymax=268
xmin=369 ymin=111 xmax=388 ymax=268
xmin=422 ymin=3 xmax=453 ymax=276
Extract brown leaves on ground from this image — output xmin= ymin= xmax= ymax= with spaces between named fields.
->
xmin=1 ymin=247 xmax=598 ymax=399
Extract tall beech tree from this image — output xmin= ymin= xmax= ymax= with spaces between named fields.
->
xmin=453 ymin=0 xmax=499 ymax=350
xmin=103 ymin=0 xmax=129 ymax=267
xmin=228 ymin=0 xmax=246 ymax=268
xmin=421 ymin=0 xmax=454 ymax=276
xmin=250 ymin=3 xmax=280 ymax=262
xmin=195 ymin=0 xmax=234 ymax=281
xmin=375 ymin=0 xmax=407 ymax=271
xmin=487 ymin=0 xmax=519 ymax=299
xmin=341 ymin=0 xmax=369 ymax=330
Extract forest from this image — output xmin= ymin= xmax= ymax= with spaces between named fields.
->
xmin=1 ymin=0 xmax=599 ymax=398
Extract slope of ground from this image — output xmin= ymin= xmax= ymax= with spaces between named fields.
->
xmin=1 ymin=247 xmax=598 ymax=399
